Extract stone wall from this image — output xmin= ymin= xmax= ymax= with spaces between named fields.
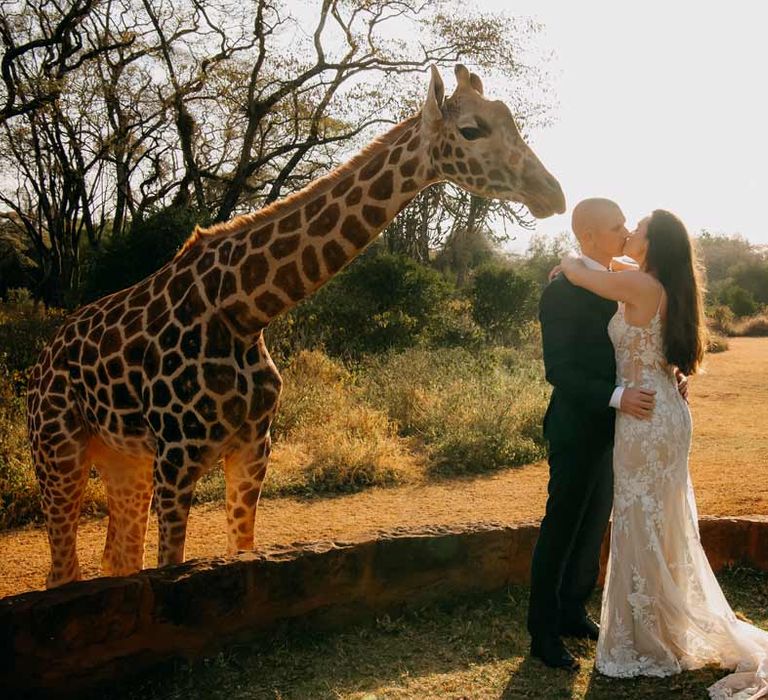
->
xmin=1 ymin=516 xmax=766 ymax=697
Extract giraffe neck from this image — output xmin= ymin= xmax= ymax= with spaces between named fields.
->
xmin=184 ymin=115 xmax=436 ymax=334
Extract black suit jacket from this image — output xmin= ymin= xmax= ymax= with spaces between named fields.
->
xmin=540 ymin=273 xmax=618 ymax=450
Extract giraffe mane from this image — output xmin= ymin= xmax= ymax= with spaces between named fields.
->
xmin=174 ymin=114 xmax=422 ymax=260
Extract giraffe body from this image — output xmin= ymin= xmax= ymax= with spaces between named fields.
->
xmin=28 ymin=65 xmax=566 ymax=587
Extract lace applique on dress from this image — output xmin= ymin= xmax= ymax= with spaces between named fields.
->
xmin=596 ymin=298 xmax=768 ymax=699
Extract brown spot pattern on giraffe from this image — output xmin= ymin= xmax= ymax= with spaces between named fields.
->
xmin=307 ymin=203 xmax=340 ymax=237
xmin=273 ymin=263 xmax=305 ymax=302
xmin=302 ymin=246 xmax=321 ymax=282
xmin=278 ymin=210 xmax=302 ymax=233
xmin=251 ymin=224 xmax=274 ymax=248
xmin=331 ymin=176 xmax=353 ymax=197
xmin=341 ymin=216 xmax=370 ymax=248
xmin=401 ymin=157 xmax=418 ymax=178
xmin=269 ymin=234 xmax=300 ymax=259
xmin=240 ymin=253 xmax=269 ymax=294
xmin=28 ymin=113 xmax=449 ymax=589
xmin=305 ymin=195 xmax=326 ymax=220
xmin=345 ymin=187 xmax=363 ymax=206
xmin=369 ymin=171 xmax=394 ymax=200
xmin=254 ymin=290 xmax=285 ymax=316
xmin=323 ymin=240 xmax=347 ymax=272
xmin=360 ymin=151 xmax=386 ymax=181
xmin=362 ymin=205 xmax=387 ymax=227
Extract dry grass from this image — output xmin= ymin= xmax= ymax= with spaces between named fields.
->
xmin=733 ymin=313 xmax=768 ymax=336
xmin=360 ymin=347 xmax=548 ymax=475
xmin=706 ymin=333 xmax=729 ymax=353
xmin=104 ymin=566 xmax=768 ymax=700
xmin=0 ymin=385 xmax=38 ymax=528
xmin=271 ymin=350 xmax=421 ymax=493
xmin=196 ymin=350 xmax=421 ymax=501
xmin=708 ymin=307 xmax=768 ymax=338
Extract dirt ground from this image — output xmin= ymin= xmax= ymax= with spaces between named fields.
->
xmin=1 ymin=337 xmax=766 ymax=599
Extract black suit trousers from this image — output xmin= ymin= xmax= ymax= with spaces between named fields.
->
xmin=527 ymin=440 xmax=614 ymax=639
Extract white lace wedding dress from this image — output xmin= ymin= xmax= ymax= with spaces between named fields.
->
xmin=596 ymin=299 xmax=768 ymax=699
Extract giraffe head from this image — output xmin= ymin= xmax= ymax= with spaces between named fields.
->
xmin=422 ymin=64 xmax=566 ymax=218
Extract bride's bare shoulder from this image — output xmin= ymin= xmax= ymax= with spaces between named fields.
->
xmin=615 ymin=269 xmax=658 ymax=292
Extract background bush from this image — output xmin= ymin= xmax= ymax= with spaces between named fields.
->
xmin=274 ymin=249 xmax=484 ymax=359
xmin=469 ymin=262 xmax=538 ymax=345
xmin=0 ymin=298 xmax=68 ymax=392
xmin=80 ymin=206 xmax=203 ymax=303
xmin=359 ymin=343 xmax=548 ymax=476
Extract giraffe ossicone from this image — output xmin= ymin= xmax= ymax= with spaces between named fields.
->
xmin=28 ymin=64 xmax=565 ymax=588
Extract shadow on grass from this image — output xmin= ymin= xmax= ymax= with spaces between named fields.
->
xmin=107 ymin=567 xmax=765 ymax=700
xmin=582 ymin=665 xmax=725 ymax=699
xmin=500 ymin=654 xmax=578 ymax=699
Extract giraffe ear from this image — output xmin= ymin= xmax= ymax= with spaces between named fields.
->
xmin=469 ymin=72 xmax=484 ymax=95
xmin=422 ymin=65 xmax=444 ymax=129
xmin=454 ymin=64 xmax=471 ymax=87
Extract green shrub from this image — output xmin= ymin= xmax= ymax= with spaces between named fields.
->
xmin=288 ymin=251 xmax=459 ymax=358
xmin=708 ymin=305 xmax=736 ymax=336
xmin=81 ymin=206 xmax=202 ymax=302
xmin=4 ymin=287 xmax=34 ymax=308
xmin=359 ymin=346 xmax=548 ymax=475
xmin=420 ymin=297 xmax=485 ymax=349
xmin=730 ymin=261 xmax=768 ymax=305
xmin=719 ymin=283 xmax=759 ymax=317
xmin=0 ymin=302 xmax=68 ymax=392
xmin=469 ymin=262 xmax=538 ymax=344
xmin=0 ymin=371 xmax=41 ymax=528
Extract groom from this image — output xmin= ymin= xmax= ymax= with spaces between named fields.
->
xmin=527 ymin=198 xmax=659 ymax=670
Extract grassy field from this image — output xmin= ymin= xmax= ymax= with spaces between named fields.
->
xmin=103 ymin=566 xmax=768 ymax=700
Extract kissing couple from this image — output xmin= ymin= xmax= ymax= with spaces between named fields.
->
xmin=527 ymin=198 xmax=768 ymax=699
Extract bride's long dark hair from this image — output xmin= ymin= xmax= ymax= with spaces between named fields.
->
xmin=644 ymin=209 xmax=707 ymax=375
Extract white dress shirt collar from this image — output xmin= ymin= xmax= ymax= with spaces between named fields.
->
xmin=580 ymin=254 xmax=609 ymax=272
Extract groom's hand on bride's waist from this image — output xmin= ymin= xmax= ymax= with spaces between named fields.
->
xmin=619 ymin=388 xmax=656 ymax=419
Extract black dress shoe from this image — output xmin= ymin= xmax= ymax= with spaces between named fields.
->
xmin=530 ymin=636 xmax=580 ymax=671
xmin=559 ymin=615 xmax=599 ymax=641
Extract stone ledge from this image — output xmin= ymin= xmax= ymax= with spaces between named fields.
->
xmin=1 ymin=516 xmax=766 ymax=697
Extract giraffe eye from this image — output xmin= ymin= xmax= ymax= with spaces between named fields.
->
xmin=459 ymin=126 xmax=484 ymax=141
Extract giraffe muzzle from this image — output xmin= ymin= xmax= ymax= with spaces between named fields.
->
xmin=520 ymin=167 xmax=566 ymax=218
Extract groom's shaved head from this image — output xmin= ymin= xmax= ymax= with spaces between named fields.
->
xmin=572 ymin=198 xmax=622 ymax=242
xmin=571 ymin=197 xmax=627 ymax=263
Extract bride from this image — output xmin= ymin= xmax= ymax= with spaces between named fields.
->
xmin=560 ymin=209 xmax=768 ymax=700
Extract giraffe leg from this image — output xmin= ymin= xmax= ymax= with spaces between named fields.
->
xmin=95 ymin=445 xmax=153 ymax=577
xmin=31 ymin=409 xmax=90 ymax=589
xmin=223 ymin=433 xmax=271 ymax=555
xmin=153 ymin=444 xmax=201 ymax=567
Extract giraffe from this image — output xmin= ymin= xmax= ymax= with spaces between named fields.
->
xmin=28 ymin=64 xmax=565 ymax=588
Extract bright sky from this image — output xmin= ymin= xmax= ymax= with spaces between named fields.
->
xmin=492 ymin=0 xmax=768 ymax=251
